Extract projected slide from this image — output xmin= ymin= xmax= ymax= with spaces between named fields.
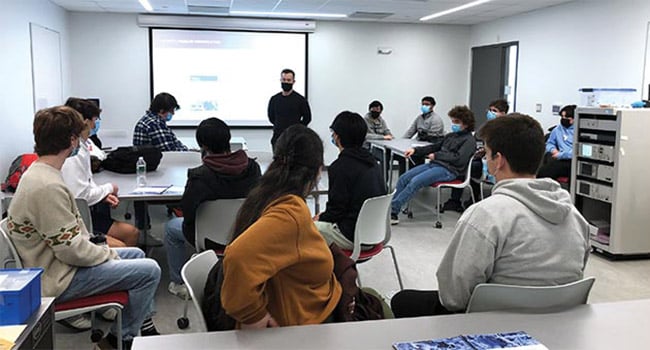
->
xmin=151 ymin=29 xmax=307 ymax=127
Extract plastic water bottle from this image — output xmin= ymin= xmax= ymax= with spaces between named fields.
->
xmin=136 ymin=156 xmax=147 ymax=187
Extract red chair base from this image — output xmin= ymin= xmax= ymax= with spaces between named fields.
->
xmin=431 ymin=180 xmax=463 ymax=187
xmin=342 ymin=243 xmax=384 ymax=262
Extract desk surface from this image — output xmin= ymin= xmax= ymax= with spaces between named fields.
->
xmin=132 ymin=299 xmax=650 ymax=349
xmin=370 ymin=139 xmax=431 ymax=155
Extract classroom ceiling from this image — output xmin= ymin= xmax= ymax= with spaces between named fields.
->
xmin=49 ymin=0 xmax=576 ymax=25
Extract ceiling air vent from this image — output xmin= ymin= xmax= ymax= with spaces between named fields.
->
xmin=348 ymin=11 xmax=393 ymax=20
xmin=188 ymin=5 xmax=230 ymax=14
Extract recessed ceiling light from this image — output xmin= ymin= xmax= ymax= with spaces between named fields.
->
xmin=230 ymin=11 xmax=347 ymax=19
xmin=420 ymin=0 xmax=492 ymax=21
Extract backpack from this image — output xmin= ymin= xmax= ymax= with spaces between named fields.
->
xmin=2 ymin=154 xmax=38 ymax=192
xmin=102 ymin=145 xmax=162 ymax=174
xmin=202 ymin=258 xmax=236 ymax=331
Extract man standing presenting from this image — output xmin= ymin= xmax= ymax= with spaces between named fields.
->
xmin=267 ymin=68 xmax=312 ymax=149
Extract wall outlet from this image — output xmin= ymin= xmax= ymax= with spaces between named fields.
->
xmin=536 ymin=103 xmax=542 ymax=113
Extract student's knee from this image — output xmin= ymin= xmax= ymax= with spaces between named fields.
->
xmin=138 ymin=258 xmax=161 ymax=284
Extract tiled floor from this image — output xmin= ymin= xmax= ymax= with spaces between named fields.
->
xmin=54 ymin=181 xmax=650 ymax=349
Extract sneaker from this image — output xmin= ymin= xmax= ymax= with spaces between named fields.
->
xmin=390 ymin=214 xmax=399 ymax=225
xmin=168 ymin=281 xmax=191 ymax=300
xmin=100 ymin=308 xmax=118 ymax=321
xmin=58 ymin=314 xmax=92 ymax=331
xmin=442 ymin=199 xmax=464 ymax=213
xmin=106 ymin=332 xmax=133 ymax=350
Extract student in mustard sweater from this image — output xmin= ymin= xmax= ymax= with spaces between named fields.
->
xmin=221 ymin=124 xmax=342 ymax=328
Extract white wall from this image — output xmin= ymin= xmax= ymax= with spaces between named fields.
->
xmin=0 ymin=0 xmax=69 ymax=178
xmin=470 ymin=0 xmax=650 ymax=130
xmin=67 ymin=13 xmax=470 ymax=163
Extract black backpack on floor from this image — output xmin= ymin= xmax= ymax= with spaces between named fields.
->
xmin=102 ymin=145 xmax=162 ymax=174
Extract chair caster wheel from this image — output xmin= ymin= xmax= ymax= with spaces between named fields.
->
xmin=407 ymin=211 xmax=413 ymax=219
xmin=90 ymin=329 xmax=104 ymax=343
xmin=435 ymin=221 xmax=442 ymax=229
xmin=177 ymin=317 xmax=189 ymax=329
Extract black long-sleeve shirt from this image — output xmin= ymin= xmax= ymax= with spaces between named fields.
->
xmin=267 ymin=91 xmax=311 ymax=141
xmin=413 ymin=130 xmax=477 ymax=177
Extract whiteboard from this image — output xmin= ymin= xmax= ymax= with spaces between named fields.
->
xmin=30 ymin=23 xmax=62 ymax=112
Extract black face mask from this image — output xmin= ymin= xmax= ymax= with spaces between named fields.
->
xmin=370 ymin=111 xmax=381 ymax=119
xmin=560 ymin=118 xmax=572 ymax=128
xmin=281 ymin=82 xmax=293 ymax=92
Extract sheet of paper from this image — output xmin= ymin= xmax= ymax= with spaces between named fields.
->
xmin=129 ymin=185 xmax=172 ymax=195
xmin=0 ymin=325 xmax=27 ymax=349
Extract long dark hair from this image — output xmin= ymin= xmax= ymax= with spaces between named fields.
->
xmin=231 ymin=125 xmax=323 ymax=242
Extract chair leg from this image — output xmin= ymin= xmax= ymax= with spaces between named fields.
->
xmin=177 ymin=295 xmax=190 ymax=329
xmin=480 ymin=182 xmax=484 ymax=201
xmin=435 ymin=187 xmax=442 ymax=229
xmin=116 ymin=309 xmax=123 ymax=350
xmin=384 ymin=245 xmax=404 ymax=290
xmin=469 ymin=186 xmax=476 ymax=204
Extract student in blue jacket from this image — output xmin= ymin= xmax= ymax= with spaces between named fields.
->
xmin=537 ymin=105 xmax=576 ymax=180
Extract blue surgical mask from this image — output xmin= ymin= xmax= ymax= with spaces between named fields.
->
xmin=331 ymin=136 xmax=337 ymax=146
xmin=420 ymin=105 xmax=431 ymax=114
xmin=451 ymin=123 xmax=462 ymax=133
xmin=68 ymin=145 xmax=80 ymax=158
xmin=486 ymin=110 xmax=497 ymax=120
xmin=166 ymin=112 xmax=173 ymax=122
xmin=90 ymin=120 xmax=100 ymax=136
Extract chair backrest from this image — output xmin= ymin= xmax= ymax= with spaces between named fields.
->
xmin=350 ymin=191 xmax=394 ymax=261
xmin=75 ymin=198 xmax=93 ymax=234
xmin=0 ymin=218 xmax=23 ymax=268
xmin=465 ymin=277 xmax=596 ymax=313
xmin=195 ymin=198 xmax=246 ymax=252
xmin=457 ymin=156 xmax=475 ymax=186
xmin=181 ymin=250 xmax=218 ymax=332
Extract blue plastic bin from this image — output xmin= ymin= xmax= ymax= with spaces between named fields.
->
xmin=0 ymin=268 xmax=43 ymax=325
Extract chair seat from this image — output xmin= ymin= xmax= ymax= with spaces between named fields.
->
xmin=342 ymin=243 xmax=384 ymax=261
xmin=556 ymin=177 xmax=569 ymax=183
xmin=431 ymin=179 xmax=463 ymax=187
xmin=55 ymin=291 xmax=129 ymax=312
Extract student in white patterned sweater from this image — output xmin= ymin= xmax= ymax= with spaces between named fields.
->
xmin=7 ymin=106 xmax=161 ymax=350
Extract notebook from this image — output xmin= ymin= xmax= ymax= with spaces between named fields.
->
xmin=393 ymin=331 xmax=548 ymax=350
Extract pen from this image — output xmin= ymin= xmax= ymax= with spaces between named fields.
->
xmin=407 ymin=156 xmax=416 ymax=166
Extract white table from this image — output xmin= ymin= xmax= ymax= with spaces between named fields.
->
xmin=100 ymin=135 xmax=247 ymax=151
xmin=133 ymin=299 xmax=650 ymax=349
xmin=369 ymin=139 xmax=431 ymax=189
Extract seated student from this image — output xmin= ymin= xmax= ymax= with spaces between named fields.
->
xmin=537 ymin=104 xmax=576 ymax=181
xmin=364 ymin=100 xmax=393 ymax=141
xmin=390 ymin=113 xmax=590 ymax=317
xmin=443 ymin=98 xmax=510 ymax=212
xmin=397 ymin=96 xmax=445 ymax=174
xmin=221 ymin=125 xmax=342 ymax=328
xmin=133 ymin=92 xmax=189 ymax=151
xmin=314 ymin=111 xmax=386 ymax=250
xmin=390 ymin=106 xmax=477 ymax=224
xmin=7 ymin=106 xmax=161 ymax=349
xmin=62 ymin=98 xmax=139 ymax=248
xmin=163 ymin=118 xmax=261 ymax=299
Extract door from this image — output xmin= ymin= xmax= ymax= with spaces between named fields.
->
xmin=470 ymin=42 xmax=518 ymax=128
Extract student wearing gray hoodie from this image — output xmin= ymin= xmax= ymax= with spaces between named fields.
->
xmin=391 ymin=113 xmax=590 ymax=317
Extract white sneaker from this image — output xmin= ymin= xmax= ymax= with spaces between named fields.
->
xmin=168 ymin=281 xmax=191 ymax=300
xmin=101 ymin=308 xmax=118 ymax=321
xmin=59 ymin=314 xmax=92 ymax=331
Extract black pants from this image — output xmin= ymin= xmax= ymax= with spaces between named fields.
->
xmin=390 ymin=290 xmax=453 ymax=318
xmin=537 ymin=156 xmax=571 ymax=179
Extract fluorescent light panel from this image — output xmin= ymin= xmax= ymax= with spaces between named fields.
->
xmin=138 ymin=0 xmax=153 ymax=12
xmin=420 ymin=0 xmax=492 ymax=21
xmin=230 ymin=10 xmax=346 ymax=19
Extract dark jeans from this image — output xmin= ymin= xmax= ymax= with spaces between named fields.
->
xmin=391 ymin=290 xmax=454 ymax=318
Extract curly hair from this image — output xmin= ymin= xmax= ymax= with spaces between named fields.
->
xmin=448 ymin=105 xmax=475 ymax=132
